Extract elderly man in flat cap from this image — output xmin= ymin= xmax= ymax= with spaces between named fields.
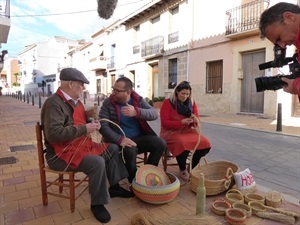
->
xmin=41 ymin=68 xmax=133 ymax=223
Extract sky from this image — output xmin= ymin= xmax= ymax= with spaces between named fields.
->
xmin=0 ymin=0 xmax=152 ymax=57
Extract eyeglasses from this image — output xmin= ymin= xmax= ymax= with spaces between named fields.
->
xmin=111 ymin=86 xmax=127 ymax=94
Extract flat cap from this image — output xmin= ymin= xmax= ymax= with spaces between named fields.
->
xmin=59 ymin=68 xmax=90 ymax=84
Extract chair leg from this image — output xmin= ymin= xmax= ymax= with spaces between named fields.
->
xmin=40 ymin=170 xmax=48 ymax=206
xmin=69 ymin=174 xmax=75 ymax=213
xmin=163 ymin=149 xmax=168 ymax=171
xmin=59 ymin=174 xmax=64 ymax=193
xmin=143 ymin=152 xmax=148 ymax=164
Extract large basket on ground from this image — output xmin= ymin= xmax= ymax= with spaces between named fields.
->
xmin=132 ymin=165 xmax=180 ymax=204
xmin=190 ymin=158 xmax=240 ymax=196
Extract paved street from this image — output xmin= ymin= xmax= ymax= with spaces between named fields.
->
xmin=202 ymin=123 xmax=300 ymax=201
xmin=0 ymin=95 xmax=299 ymax=225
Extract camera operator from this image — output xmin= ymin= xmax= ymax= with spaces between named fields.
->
xmin=259 ymin=2 xmax=300 ymax=97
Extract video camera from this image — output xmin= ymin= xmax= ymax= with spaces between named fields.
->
xmin=255 ymin=44 xmax=300 ymax=92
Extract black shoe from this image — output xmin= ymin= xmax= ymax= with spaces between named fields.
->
xmin=109 ymin=186 xmax=135 ymax=198
xmin=90 ymin=205 xmax=111 ymax=223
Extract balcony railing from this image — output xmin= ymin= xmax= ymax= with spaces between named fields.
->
xmin=141 ymin=36 xmax=164 ymax=58
xmin=89 ymin=56 xmax=106 ymax=71
xmin=168 ymin=31 xmax=179 ymax=44
xmin=225 ymin=0 xmax=269 ymax=36
xmin=107 ymin=56 xmax=115 ymax=69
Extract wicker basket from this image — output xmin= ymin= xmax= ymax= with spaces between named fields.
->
xmin=265 ymin=191 xmax=283 ymax=208
xmin=211 ymin=198 xmax=232 ymax=216
xmin=244 ymin=193 xmax=265 ymax=205
xmin=132 ymin=172 xmax=180 ymax=204
xmin=232 ymin=202 xmax=252 ymax=218
xmin=225 ymin=208 xmax=247 ymax=225
xmin=225 ymin=189 xmax=244 ymax=205
xmin=247 ymin=201 xmax=266 ymax=215
xmin=190 ymin=158 xmax=240 ymax=196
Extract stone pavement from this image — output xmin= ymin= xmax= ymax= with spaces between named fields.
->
xmin=0 ymin=95 xmax=299 ymax=225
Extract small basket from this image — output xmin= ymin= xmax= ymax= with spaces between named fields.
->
xmin=225 ymin=189 xmax=244 ymax=204
xmin=225 ymin=208 xmax=247 ymax=225
xmin=211 ymin=198 xmax=231 ymax=216
xmin=190 ymin=158 xmax=240 ymax=196
xmin=265 ymin=191 xmax=283 ymax=208
xmin=232 ymin=202 xmax=252 ymax=218
xmin=247 ymin=201 xmax=266 ymax=215
xmin=244 ymin=193 xmax=265 ymax=204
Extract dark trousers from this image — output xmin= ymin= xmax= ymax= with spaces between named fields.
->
xmin=176 ymin=148 xmax=210 ymax=170
xmin=46 ymin=143 xmax=128 ymax=206
xmin=122 ymin=134 xmax=166 ymax=182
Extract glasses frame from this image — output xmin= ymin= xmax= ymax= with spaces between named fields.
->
xmin=111 ymin=86 xmax=128 ymax=94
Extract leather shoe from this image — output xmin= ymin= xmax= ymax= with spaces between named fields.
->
xmin=109 ymin=186 xmax=135 ymax=198
xmin=91 ymin=205 xmax=111 ymax=223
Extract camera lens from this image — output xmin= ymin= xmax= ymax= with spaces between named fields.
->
xmin=255 ymin=75 xmax=286 ymax=92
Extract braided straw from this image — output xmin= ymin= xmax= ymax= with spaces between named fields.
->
xmin=225 ymin=189 xmax=244 ymax=205
xmin=265 ymin=191 xmax=283 ymax=208
xmin=225 ymin=208 xmax=247 ymax=225
xmin=211 ymin=198 xmax=232 ymax=216
xmin=131 ymin=212 xmax=222 ymax=225
xmin=244 ymin=193 xmax=265 ymax=204
xmin=232 ymin=202 xmax=252 ymax=218
xmin=256 ymin=212 xmax=295 ymax=225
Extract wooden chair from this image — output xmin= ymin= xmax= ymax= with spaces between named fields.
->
xmin=162 ymin=149 xmax=192 ymax=172
xmin=136 ymin=152 xmax=148 ymax=167
xmin=36 ymin=122 xmax=89 ymax=212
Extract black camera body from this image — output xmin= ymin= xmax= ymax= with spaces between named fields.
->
xmin=255 ymin=44 xmax=300 ymax=92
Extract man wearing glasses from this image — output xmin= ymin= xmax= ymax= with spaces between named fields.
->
xmin=99 ymin=77 xmax=166 ymax=183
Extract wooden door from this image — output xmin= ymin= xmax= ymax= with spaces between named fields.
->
xmin=241 ymin=51 xmax=265 ymax=113
xmin=152 ymin=64 xmax=159 ymax=99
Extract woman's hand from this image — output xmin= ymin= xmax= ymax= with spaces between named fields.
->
xmin=181 ymin=118 xmax=194 ymax=125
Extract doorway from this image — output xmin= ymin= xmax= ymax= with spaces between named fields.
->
xmin=241 ymin=51 xmax=265 ymax=113
xmin=152 ymin=64 xmax=159 ymax=99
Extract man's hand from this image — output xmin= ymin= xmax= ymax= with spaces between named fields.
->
xmin=120 ymin=137 xmax=137 ymax=147
xmin=282 ymin=77 xmax=297 ymax=94
xmin=86 ymin=120 xmax=101 ymax=133
xmin=121 ymin=103 xmax=137 ymax=117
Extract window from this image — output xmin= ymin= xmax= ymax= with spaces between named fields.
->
xmin=168 ymin=58 xmax=177 ymax=89
xmin=206 ymin=60 xmax=223 ymax=94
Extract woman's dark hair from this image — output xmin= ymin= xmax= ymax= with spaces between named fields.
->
xmin=169 ymin=81 xmax=193 ymax=104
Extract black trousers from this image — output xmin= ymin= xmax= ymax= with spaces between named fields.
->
xmin=122 ymin=134 xmax=166 ymax=183
xmin=176 ymin=148 xmax=210 ymax=171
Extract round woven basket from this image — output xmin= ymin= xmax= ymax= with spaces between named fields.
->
xmin=225 ymin=189 xmax=244 ymax=205
xmin=247 ymin=201 xmax=266 ymax=215
xmin=190 ymin=158 xmax=240 ymax=196
xmin=244 ymin=193 xmax=265 ymax=205
xmin=232 ymin=202 xmax=252 ymax=218
xmin=132 ymin=172 xmax=180 ymax=204
xmin=211 ymin=198 xmax=232 ymax=216
xmin=265 ymin=191 xmax=283 ymax=208
xmin=225 ymin=208 xmax=247 ymax=225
